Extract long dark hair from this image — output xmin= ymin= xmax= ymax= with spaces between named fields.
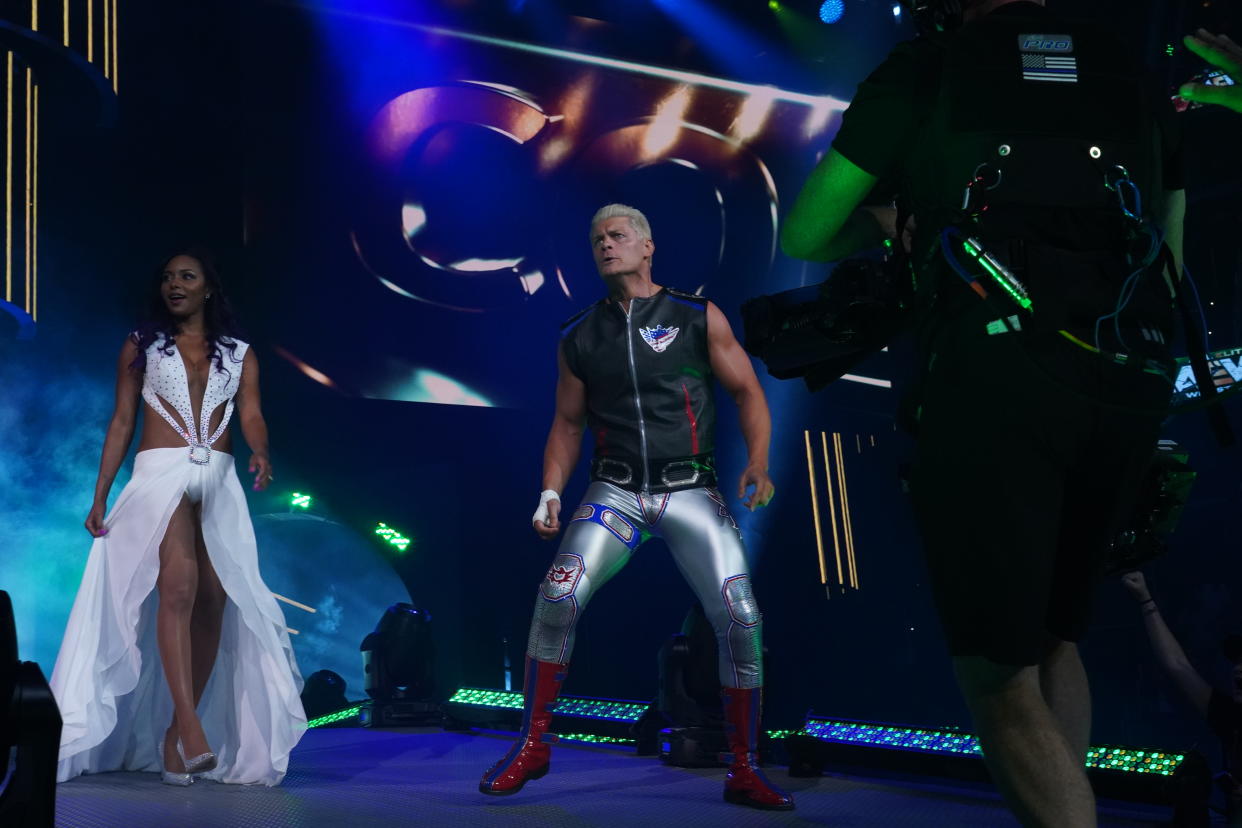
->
xmin=129 ymin=246 xmax=246 ymax=376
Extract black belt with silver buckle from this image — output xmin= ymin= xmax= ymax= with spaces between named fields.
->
xmin=589 ymin=452 xmax=717 ymax=493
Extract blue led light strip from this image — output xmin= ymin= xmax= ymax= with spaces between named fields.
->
xmin=805 ymin=717 xmax=1185 ymax=776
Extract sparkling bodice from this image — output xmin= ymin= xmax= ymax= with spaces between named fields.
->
xmin=140 ymin=333 xmax=248 ymax=463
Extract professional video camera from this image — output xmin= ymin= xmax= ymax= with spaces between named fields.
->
xmin=740 ymin=255 xmax=912 ymax=391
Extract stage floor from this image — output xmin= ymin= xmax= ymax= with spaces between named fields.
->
xmin=55 ymin=726 xmax=1174 ymax=827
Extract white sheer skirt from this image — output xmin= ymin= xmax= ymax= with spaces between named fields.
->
xmin=50 ymin=447 xmax=306 ymax=785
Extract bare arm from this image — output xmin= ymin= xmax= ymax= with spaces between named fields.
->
xmin=534 ymin=344 xmax=587 ymax=538
xmin=235 ymin=348 xmax=273 ymax=490
xmin=707 ymin=302 xmax=774 ymax=510
xmin=86 ymin=338 xmax=143 ymax=535
xmin=781 ymin=149 xmax=883 ymax=262
xmin=1122 ymin=571 xmax=1212 ymax=716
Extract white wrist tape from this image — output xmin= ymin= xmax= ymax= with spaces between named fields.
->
xmin=532 ymin=489 xmax=561 ymax=526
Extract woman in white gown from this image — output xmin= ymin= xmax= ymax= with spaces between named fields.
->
xmin=51 ymin=249 xmax=306 ymax=786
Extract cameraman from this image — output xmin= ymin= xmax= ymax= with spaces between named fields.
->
xmin=781 ymin=2 xmax=1184 ymax=826
xmin=1122 ymin=571 xmax=1242 ymax=825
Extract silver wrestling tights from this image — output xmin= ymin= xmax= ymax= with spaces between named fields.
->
xmin=526 ymin=481 xmax=763 ymax=689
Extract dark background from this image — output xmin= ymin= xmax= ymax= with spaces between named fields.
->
xmin=2 ymin=0 xmax=1240 ymax=761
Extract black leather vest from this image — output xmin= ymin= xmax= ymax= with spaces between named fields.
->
xmin=561 ymin=287 xmax=716 ymax=493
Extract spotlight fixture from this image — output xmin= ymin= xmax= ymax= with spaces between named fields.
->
xmin=819 ymin=0 xmax=845 ymax=24
xmin=300 ymin=669 xmax=349 ymax=720
xmin=290 ymin=492 xmax=312 ymax=510
xmin=359 ymin=603 xmax=439 ymax=726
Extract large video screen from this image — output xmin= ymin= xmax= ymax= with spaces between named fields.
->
xmin=246 ymin=4 xmax=857 ymax=410
xmin=1172 ymin=346 xmax=1242 ymax=404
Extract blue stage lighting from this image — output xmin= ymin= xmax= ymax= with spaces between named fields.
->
xmin=819 ymin=0 xmax=845 ymax=24
xmin=892 ymin=3 xmax=902 ymax=19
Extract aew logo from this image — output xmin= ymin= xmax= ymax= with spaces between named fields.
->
xmin=1019 ymin=34 xmax=1075 ymax=54
xmin=639 ymin=324 xmax=680 ymax=353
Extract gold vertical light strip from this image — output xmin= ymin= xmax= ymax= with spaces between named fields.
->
xmin=31 ymin=82 xmax=36 ymax=321
xmin=112 ymin=0 xmax=118 ymax=92
xmin=31 ymin=0 xmax=38 ymax=30
xmin=87 ymin=0 xmax=93 ymax=63
xmin=102 ymin=0 xmax=109 ymax=78
xmin=834 ymin=432 xmax=860 ymax=589
xmin=24 ymin=66 xmax=30 ymax=315
xmin=838 ymin=432 xmax=860 ymax=588
xmin=820 ymin=431 xmax=844 ymax=590
xmin=63 ymin=0 xmax=69 ymax=47
xmin=804 ymin=431 xmax=828 ymax=593
xmin=5 ymin=53 xmax=12 ymax=306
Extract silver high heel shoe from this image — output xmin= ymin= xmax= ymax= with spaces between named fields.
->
xmin=158 ymin=740 xmax=193 ymax=787
xmin=178 ymin=740 xmax=218 ymax=775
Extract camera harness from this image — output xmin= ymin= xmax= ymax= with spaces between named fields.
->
xmin=897 ymin=9 xmax=1237 ymax=442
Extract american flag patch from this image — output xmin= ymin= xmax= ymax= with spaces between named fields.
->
xmin=1021 ymin=53 xmax=1078 ymax=83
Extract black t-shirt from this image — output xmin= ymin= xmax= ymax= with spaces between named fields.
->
xmin=834 ymin=2 xmax=1183 ymax=252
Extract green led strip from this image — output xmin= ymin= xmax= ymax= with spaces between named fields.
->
xmin=307 ymin=705 xmax=363 ymax=728
xmin=1085 ymin=746 xmax=1185 ymax=776
xmin=558 ymin=733 xmax=635 ymax=745
xmin=806 ymin=717 xmax=1185 ymax=776
xmin=448 ymin=687 xmax=647 ymax=722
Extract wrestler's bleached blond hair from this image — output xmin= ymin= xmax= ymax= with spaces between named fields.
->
xmin=590 ymin=204 xmax=652 ymax=242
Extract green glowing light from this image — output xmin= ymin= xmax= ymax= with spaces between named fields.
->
xmin=804 ymin=717 xmax=1185 ymax=775
xmin=1165 ymin=43 xmax=1175 ymax=57
xmin=961 ymin=237 xmax=1033 ymax=311
xmin=307 ymin=705 xmax=363 ymax=728
xmin=290 ymin=492 xmax=312 ymax=509
xmin=448 ymin=687 xmax=647 ymax=722
xmin=768 ymin=0 xmax=781 ymax=9
xmin=375 ymin=522 xmax=412 ymax=552
xmin=765 ymin=729 xmax=802 ymax=740
xmin=558 ymin=733 xmax=635 ymax=745
xmin=1085 ymin=746 xmax=1185 ymax=775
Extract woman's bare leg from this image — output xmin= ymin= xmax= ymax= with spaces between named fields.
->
xmin=156 ymin=495 xmax=212 ymax=769
xmin=189 ymin=509 xmax=226 ymax=704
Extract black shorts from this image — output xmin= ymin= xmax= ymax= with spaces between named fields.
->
xmin=910 ymin=306 xmax=1170 ymax=666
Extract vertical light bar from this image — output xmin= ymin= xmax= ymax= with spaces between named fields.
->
xmin=834 ymin=432 xmax=859 ymax=589
xmin=87 ymin=0 xmax=93 ymax=63
xmin=821 ymin=432 xmax=844 ymax=590
xmin=856 ymin=434 xmax=862 ymax=454
xmin=103 ymin=0 xmax=110 ymax=78
xmin=63 ymin=0 xmax=69 ymax=47
xmin=5 ymin=53 xmax=12 ymax=306
xmin=31 ymin=82 xmax=35 ymax=321
xmin=31 ymin=0 xmax=38 ymax=30
xmin=804 ymin=431 xmax=829 ymax=593
xmin=24 ymin=66 xmax=30 ymax=315
xmin=111 ymin=0 xmax=118 ymax=91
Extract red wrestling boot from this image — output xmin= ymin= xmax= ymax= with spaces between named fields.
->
xmin=721 ymin=687 xmax=795 ymax=810
xmin=479 ymin=657 xmax=568 ymax=795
